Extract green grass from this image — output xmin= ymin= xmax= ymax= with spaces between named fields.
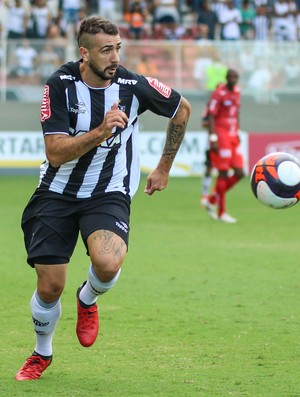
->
xmin=1 ymin=174 xmax=300 ymax=396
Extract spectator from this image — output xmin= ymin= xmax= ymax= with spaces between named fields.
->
xmin=5 ymin=0 xmax=28 ymax=39
xmin=37 ymin=41 xmax=61 ymax=84
xmin=125 ymin=1 xmax=148 ymax=39
xmin=219 ymin=0 xmax=242 ymax=40
xmin=240 ymin=0 xmax=256 ymax=39
xmin=287 ymin=0 xmax=298 ymax=40
xmin=59 ymin=0 xmax=81 ymax=37
xmin=253 ymin=4 xmax=269 ymax=40
xmin=46 ymin=20 xmax=67 ymax=63
xmin=273 ymin=0 xmax=291 ymax=40
xmin=153 ymin=0 xmax=180 ymax=26
xmin=196 ymin=0 xmax=218 ymax=40
xmin=9 ymin=38 xmax=38 ymax=83
xmin=27 ymin=0 xmax=52 ymax=39
xmin=98 ymin=0 xmax=119 ymax=20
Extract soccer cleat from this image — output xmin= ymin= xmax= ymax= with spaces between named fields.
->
xmin=15 ymin=353 xmax=52 ymax=381
xmin=205 ymin=201 xmax=218 ymax=221
xmin=200 ymin=195 xmax=209 ymax=207
xmin=219 ymin=213 xmax=237 ymax=223
xmin=76 ymin=283 xmax=99 ymax=347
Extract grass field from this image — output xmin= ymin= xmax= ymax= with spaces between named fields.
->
xmin=1 ymin=174 xmax=300 ymax=397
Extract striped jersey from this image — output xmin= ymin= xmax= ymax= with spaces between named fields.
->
xmin=38 ymin=60 xmax=181 ymax=199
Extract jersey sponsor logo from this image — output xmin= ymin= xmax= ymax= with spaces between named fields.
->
xmin=117 ymin=78 xmax=137 ymax=85
xmin=99 ymin=132 xmax=121 ymax=148
xmin=146 ymin=77 xmax=171 ymax=98
xmin=41 ymin=85 xmax=51 ymax=122
xmin=224 ymin=100 xmax=233 ymax=106
xmin=70 ymin=102 xmax=86 ymax=114
xmin=60 ymin=74 xmax=75 ymax=80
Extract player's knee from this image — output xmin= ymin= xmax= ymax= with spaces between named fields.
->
xmin=92 ymin=255 xmax=124 ymax=282
xmin=37 ymin=280 xmax=65 ymax=302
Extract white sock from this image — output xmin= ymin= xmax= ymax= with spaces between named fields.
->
xmin=201 ymin=175 xmax=213 ymax=196
xmin=30 ymin=291 xmax=61 ymax=357
xmin=79 ymin=266 xmax=122 ymax=306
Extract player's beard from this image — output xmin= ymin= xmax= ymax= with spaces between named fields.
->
xmin=89 ymin=60 xmax=118 ymax=81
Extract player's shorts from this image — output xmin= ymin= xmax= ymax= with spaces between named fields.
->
xmin=210 ymin=135 xmax=244 ymax=171
xmin=21 ymin=191 xmax=131 ymax=267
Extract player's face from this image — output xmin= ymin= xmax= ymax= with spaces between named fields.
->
xmin=87 ymin=33 xmax=121 ymax=81
xmin=227 ymin=71 xmax=239 ymax=87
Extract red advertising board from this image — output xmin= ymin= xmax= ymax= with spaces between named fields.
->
xmin=248 ymin=133 xmax=300 ymax=173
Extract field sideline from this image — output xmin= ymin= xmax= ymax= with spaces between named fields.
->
xmin=0 ymin=175 xmax=299 ymax=396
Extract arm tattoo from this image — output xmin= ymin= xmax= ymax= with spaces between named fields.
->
xmin=163 ymin=120 xmax=186 ymax=161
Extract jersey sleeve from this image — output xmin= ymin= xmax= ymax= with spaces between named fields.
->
xmin=132 ymin=74 xmax=181 ymax=118
xmin=207 ymin=89 xmax=222 ymax=117
xmin=40 ymin=74 xmax=70 ymax=135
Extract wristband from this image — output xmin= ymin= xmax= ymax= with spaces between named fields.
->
xmin=209 ymin=134 xmax=218 ymax=143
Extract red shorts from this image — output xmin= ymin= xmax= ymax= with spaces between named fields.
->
xmin=210 ymin=135 xmax=244 ymax=171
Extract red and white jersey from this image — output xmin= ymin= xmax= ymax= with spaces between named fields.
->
xmin=207 ymin=83 xmax=240 ymax=137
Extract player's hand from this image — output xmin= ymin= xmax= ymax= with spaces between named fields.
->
xmin=144 ymin=168 xmax=169 ymax=196
xmin=98 ymin=102 xmax=128 ymax=142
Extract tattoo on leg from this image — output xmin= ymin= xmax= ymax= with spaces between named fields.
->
xmin=93 ymin=230 xmax=125 ymax=258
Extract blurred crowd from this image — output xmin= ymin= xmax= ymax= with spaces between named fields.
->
xmin=1 ymin=0 xmax=300 ymax=97
xmin=1 ymin=0 xmax=300 ymax=42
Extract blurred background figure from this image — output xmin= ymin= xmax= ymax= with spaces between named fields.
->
xmin=5 ymin=0 xmax=28 ymax=39
xmin=9 ymin=38 xmax=38 ymax=84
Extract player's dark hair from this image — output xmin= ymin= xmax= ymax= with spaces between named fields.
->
xmin=77 ymin=16 xmax=120 ymax=48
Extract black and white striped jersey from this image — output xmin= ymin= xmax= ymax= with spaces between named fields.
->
xmin=38 ymin=60 xmax=181 ymax=199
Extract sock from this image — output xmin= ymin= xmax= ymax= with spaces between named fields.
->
xmin=226 ymin=175 xmax=240 ymax=191
xmin=30 ymin=291 xmax=61 ymax=357
xmin=201 ymin=174 xmax=212 ymax=197
xmin=215 ymin=176 xmax=227 ymax=216
xmin=79 ymin=266 xmax=122 ymax=306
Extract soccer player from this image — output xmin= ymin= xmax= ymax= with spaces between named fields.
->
xmin=200 ymin=103 xmax=214 ymax=207
xmin=205 ymin=69 xmax=244 ymax=223
xmin=16 ymin=16 xmax=191 ymax=381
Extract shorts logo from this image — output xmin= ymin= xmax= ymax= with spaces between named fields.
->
xmin=146 ymin=77 xmax=171 ymax=98
xmin=115 ymin=221 xmax=128 ymax=233
xmin=41 ymin=85 xmax=51 ymax=122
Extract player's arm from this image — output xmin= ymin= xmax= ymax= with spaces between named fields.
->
xmin=44 ymin=103 xmax=128 ymax=168
xmin=144 ymin=96 xmax=191 ymax=195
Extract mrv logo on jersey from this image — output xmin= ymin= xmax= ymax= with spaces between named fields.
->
xmin=117 ymin=78 xmax=137 ymax=85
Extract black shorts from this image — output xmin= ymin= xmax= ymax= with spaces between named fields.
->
xmin=21 ymin=190 xmax=131 ymax=267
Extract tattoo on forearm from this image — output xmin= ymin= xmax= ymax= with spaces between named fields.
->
xmin=163 ymin=121 xmax=186 ymax=161
xmin=93 ymin=230 xmax=125 ymax=258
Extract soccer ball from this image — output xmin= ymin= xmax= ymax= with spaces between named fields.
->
xmin=250 ymin=152 xmax=300 ymax=209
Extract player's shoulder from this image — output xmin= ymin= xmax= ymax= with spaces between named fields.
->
xmin=47 ymin=61 xmax=80 ymax=85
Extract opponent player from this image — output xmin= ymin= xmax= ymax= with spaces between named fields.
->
xmin=200 ymin=103 xmax=214 ymax=207
xmin=205 ymin=69 xmax=244 ymax=223
xmin=16 ymin=16 xmax=191 ymax=380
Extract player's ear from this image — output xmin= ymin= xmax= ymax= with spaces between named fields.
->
xmin=79 ymin=47 xmax=89 ymax=62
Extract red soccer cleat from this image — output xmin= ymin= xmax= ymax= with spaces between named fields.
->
xmin=16 ymin=353 xmax=52 ymax=381
xmin=76 ymin=285 xmax=99 ymax=347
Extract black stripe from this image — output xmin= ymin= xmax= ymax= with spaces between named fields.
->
xmin=123 ymin=133 xmax=133 ymax=195
xmin=67 ymin=84 xmax=79 ymax=132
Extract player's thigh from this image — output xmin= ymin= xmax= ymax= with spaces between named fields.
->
xmin=79 ymin=193 xmax=130 ymax=269
xmin=22 ymin=195 xmax=80 ymax=267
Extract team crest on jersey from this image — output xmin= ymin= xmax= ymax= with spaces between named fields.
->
xmin=41 ymin=85 xmax=51 ymax=122
xmin=146 ymin=77 xmax=171 ymax=98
